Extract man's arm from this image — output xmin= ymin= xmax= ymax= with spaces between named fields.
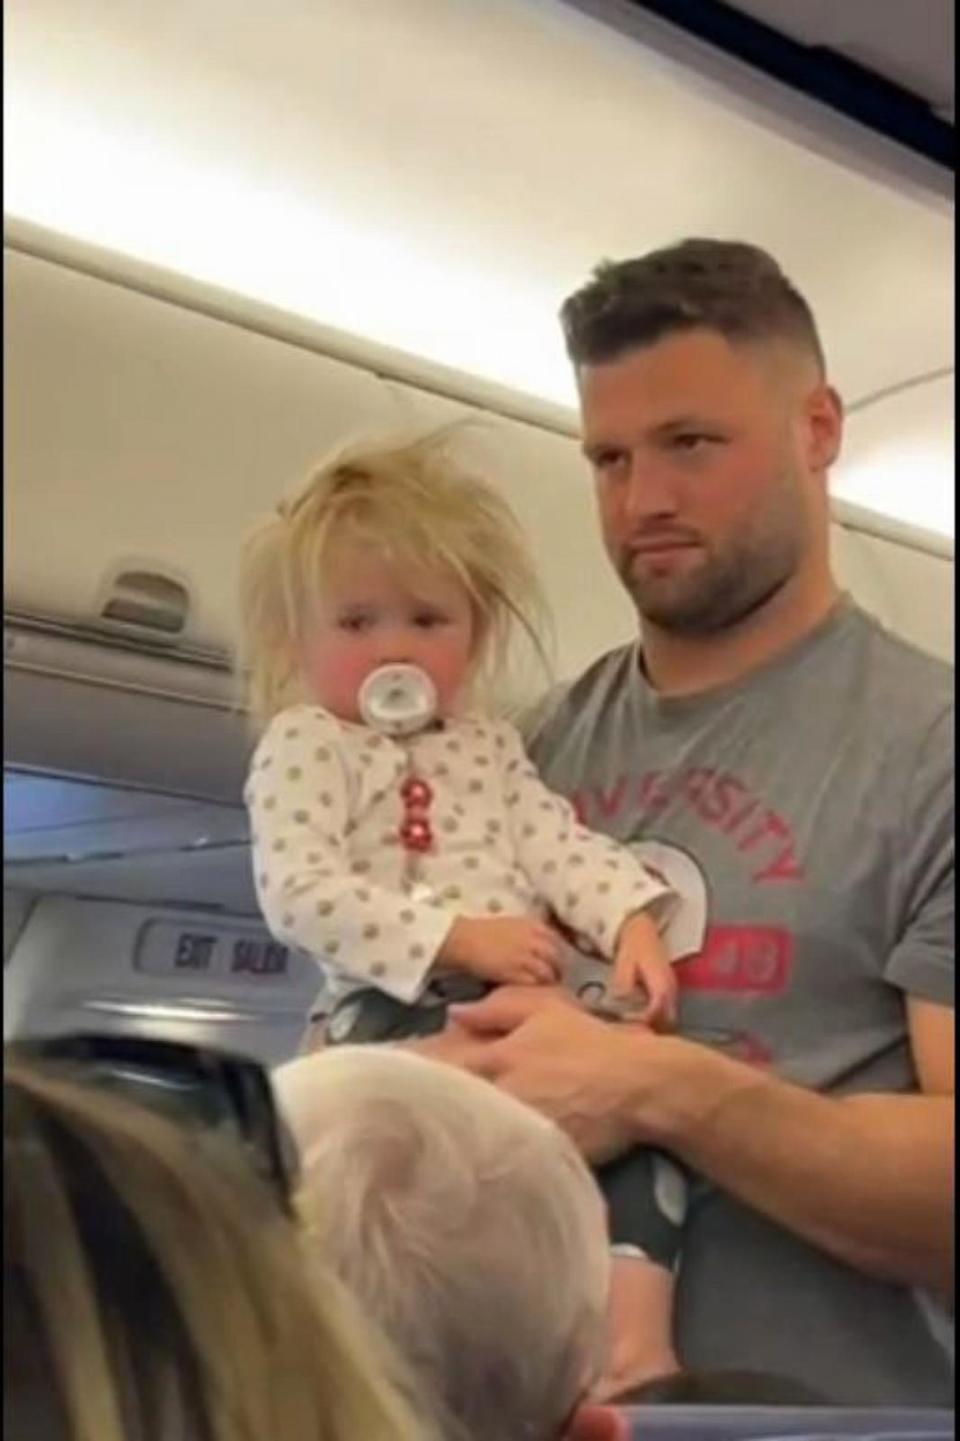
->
xmin=450 ymin=988 xmax=954 ymax=1294
xmin=644 ymin=994 xmax=953 ymax=1293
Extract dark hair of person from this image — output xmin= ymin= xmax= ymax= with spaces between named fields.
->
xmin=560 ymin=239 xmax=825 ymax=374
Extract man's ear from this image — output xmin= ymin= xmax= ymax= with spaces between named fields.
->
xmin=564 ymin=1401 xmax=630 ymax=1440
xmin=806 ymin=382 xmax=844 ymax=474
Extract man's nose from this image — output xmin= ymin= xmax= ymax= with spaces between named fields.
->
xmin=620 ymin=455 xmax=679 ymax=525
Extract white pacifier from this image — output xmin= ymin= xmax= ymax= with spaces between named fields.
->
xmin=358 ymin=664 xmax=438 ymax=738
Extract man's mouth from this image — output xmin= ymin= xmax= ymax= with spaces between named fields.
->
xmin=628 ymin=538 xmax=702 ymax=562
xmin=629 ymin=530 xmax=701 ymax=550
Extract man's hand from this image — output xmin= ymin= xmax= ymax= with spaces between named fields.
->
xmin=450 ymin=987 xmax=954 ymax=1292
xmin=449 ymin=986 xmax=675 ymax=1163
xmin=405 ymin=985 xmax=574 ymax=1067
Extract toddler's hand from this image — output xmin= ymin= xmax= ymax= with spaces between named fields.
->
xmin=611 ymin=913 xmax=678 ymax=1031
xmin=442 ymin=916 xmax=564 ymax=987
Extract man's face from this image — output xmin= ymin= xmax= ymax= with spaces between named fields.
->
xmin=578 ymin=330 xmax=839 ymax=635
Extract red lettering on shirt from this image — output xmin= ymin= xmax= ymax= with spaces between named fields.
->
xmin=676 ymin=926 xmax=793 ymax=994
xmin=711 ymin=774 xmax=752 ymax=829
xmin=753 ymin=844 xmax=804 ymax=883
xmin=735 ymin=809 xmax=787 ymax=853
xmin=723 ymin=798 xmax=760 ymax=835
xmin=593 ymin=776 xmax=630 ymax=820
xmin=638 ymin=770 xmax=674 ymax=812
xmin=571 ymin=768 xmax=805 ymax=883
xmin=684 ymin=768 xmax=727 ymax=824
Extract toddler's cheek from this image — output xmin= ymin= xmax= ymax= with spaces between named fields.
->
xmin=302 ymin=647 xmax=371 ymax=720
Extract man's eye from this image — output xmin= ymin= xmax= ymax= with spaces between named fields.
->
xmin=670 ymin=433 xmax=719 ymax=451
xmin=592 ymin=450 xmax=628 ymax=473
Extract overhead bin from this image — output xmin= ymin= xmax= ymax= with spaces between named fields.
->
xmin=3 ymin=237 xmax=954 ymax=931
xmin=3 ymin=766 xmax=255 ymax=912
xmin=3 ymin=619 xmax=248 ymax=798
xmin=3 ymin=248 xmax=404 ymax=654
xmin=6 ymin=244 xmax=953 ymax=673
xmin=4 ymin=242 xmax=954 ymax=809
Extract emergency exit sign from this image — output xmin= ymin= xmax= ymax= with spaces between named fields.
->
xmin=134 ymin=921 xmax=292 ymax=982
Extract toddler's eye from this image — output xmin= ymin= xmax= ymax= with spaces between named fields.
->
xmin=338 ymin=613 xmax=373 ymax=633
xmin=413 ymin=612 xmax=448 ymax=630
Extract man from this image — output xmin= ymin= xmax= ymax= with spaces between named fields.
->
xmin=274 ymin=1044 xmax=628 ymax=1441
xmin=441 ymin=240 xmax=954 ymax=1404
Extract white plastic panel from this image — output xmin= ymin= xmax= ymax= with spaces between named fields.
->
xmin=3 ymin=891 xmax=35 ymax=965
xmin=5 ymin=0 xmax=953 ymax=411
xmin=5 ymin=897 xmax=318 ymax=1064
xmin=4 ymin=772 xmax=241 ymax=859
xmin=833 ymin=373 xmax=954 ymax=540
xmin=3 ymin=250 xmax=402 ymax=650
xmin=831 ymin=526 xmax=953 ymax=664
xmin=3 ymin=769 xmax=253 ymax=911
xmin=3 ymin=657 xmax=250 ymax=801
xmin=5 ymin=843 xmax=256 ymax=915
xmin=5 ymin=247 xmax=953 ymax=691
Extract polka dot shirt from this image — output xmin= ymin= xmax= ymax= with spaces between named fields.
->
xmin=246 ymin=704 xmax=673 ymax=1009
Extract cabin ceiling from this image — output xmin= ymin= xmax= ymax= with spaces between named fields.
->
xmin=5 ymin=0 xmax=952 ymax=415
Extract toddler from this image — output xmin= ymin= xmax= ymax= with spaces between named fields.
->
xmin=239 ymin=431 xmax=689 ymax=1396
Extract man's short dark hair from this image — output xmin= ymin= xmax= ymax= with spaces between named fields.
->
xmin=560 ymin=239 xmax=825 ymax=373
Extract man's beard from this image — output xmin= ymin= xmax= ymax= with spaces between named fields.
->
xmin=618 ymin=484 xmax=806 ymax=637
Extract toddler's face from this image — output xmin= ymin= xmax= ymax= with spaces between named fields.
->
xmin=301 ymin=546 xmax=477 ymax=723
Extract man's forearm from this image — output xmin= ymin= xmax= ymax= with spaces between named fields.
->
xmin=644 ymin=1040 xmax=955 ymax=1292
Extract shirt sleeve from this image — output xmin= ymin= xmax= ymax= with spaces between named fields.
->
xmin=245 ymin=708 xmax=454 ymax=1004
xmin=884 ymin=705 xmax=955 ymax=1007
xmin=495 ymin=722 xmax=676 ymax=958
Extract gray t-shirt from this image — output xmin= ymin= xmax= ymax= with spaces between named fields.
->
xmin=525 ymin=597 xmax=954 ymax=1405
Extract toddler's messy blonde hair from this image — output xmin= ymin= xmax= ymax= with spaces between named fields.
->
xmin=238 ymin=427 xmax=549 ymax=727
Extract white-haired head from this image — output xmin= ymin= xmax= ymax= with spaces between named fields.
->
xmin=274 ymin=1046 xmax=610 ymax=1441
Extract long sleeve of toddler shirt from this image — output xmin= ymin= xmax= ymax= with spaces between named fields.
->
xmin=496 ymin=723 xmax=676 ymax=957
xmin=245 ymin=707 xmax=454 ymax=1003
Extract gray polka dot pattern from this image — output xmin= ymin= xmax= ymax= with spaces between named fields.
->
xmin=245 ymin=705 xmax=675 ymax=1012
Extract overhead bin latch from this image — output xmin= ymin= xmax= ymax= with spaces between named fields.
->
xmin=97 ymin=565 xmax=190 ymax=641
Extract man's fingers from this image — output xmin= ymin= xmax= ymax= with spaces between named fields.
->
xmin=459 ymin=1039 xmax=508 ymax=1082
xmin=450 ymin=985 xmax=557 ymax=1035
xmin=530 ymin=944 xmax=561 ymax=978
xmin=531 ymin=928 xmax=562 ymax=962
xmin=610 ymin=962 xmax=638 ymax=1000
xmin=403 ymin=1028 xmax=491 ymax=1068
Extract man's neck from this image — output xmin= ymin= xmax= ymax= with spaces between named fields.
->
xmin=638 ymin=573 xmax=842 ymax=698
